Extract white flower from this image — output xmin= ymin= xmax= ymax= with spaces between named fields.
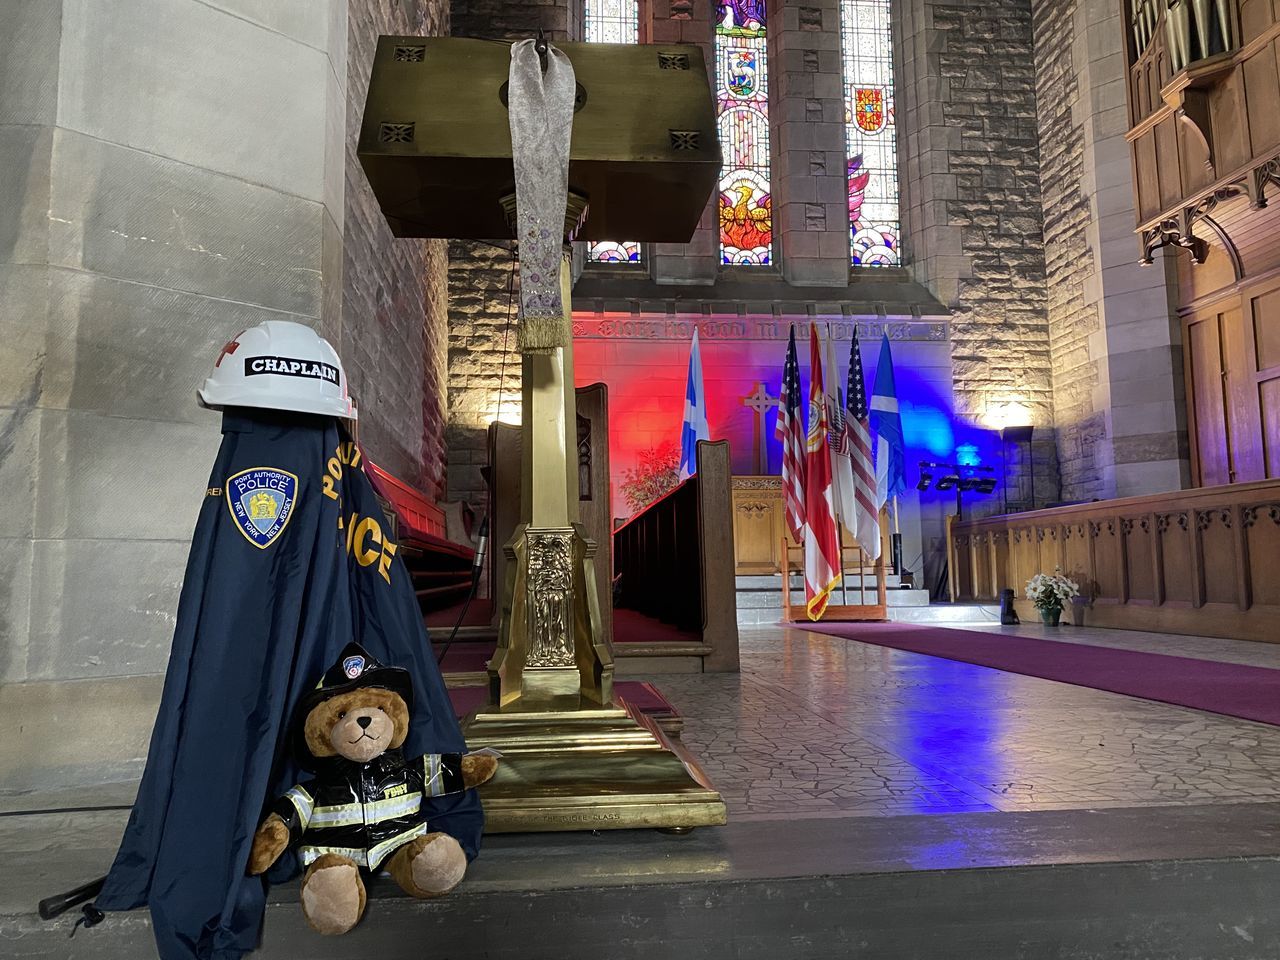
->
xmin=1025 ymin=567 xmax=1081 ymax=610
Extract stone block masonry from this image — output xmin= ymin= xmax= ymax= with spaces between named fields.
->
xmin=898 ymin=0 xmax=1059 ymax=506
xmin=340 ymin=0 xmax=451 ymax=501
xmin=447 ymin=240 xmax=523 ymax=513
xmin=1032 ymin=0 xmax=1105 ymax=501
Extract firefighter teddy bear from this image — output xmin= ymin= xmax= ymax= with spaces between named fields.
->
xmin=248 ymin=643 xmax=498 ymax=936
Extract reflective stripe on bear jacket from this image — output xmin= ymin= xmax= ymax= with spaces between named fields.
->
xmin=275 ymin=750 xmax=466 ymax=870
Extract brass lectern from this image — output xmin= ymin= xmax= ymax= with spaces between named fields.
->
xmin=358 ymin=37 xmax=726 ymax=832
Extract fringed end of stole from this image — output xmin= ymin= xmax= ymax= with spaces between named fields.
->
xmin=518 ymin=314 xmax=570 ymax=353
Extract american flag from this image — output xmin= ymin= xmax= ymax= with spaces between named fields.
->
xmin=847 ymin=328 xmax=881 ymax=560
xmin=775 ymin=325 xmax=806 ymax=544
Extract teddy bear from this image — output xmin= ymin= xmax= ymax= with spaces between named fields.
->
xmin=248 ymin=643 xmax=497 ymax=936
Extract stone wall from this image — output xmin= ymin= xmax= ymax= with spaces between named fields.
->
xmin=0 ymin=0 xmax=450 ymax=792
xmin=898 ymin=0 xmax=1060 ymax=507
xmin=1030 ymin=0 xmax=1190 ymax=501
xmin=446 ymin=240 xmax=521 ymax=511
xmin=1032 ymin=0 xmax=1105 ymax=501
xmin=341 ymin=0 xmax=451 ymax=499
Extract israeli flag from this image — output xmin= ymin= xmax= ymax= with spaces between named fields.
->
xmin=678 ymin=329 xmax=710 ymax=481
xmin=869 ymin=333 xmax=906 ymax=503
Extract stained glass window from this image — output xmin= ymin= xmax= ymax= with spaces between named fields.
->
xmin=841 ymin=0 xmax=899 ymax=266
xmin=716 ymin=0 xmax=772 ymax=265
xmin=585 ymin=0 xmax=642 ymax=264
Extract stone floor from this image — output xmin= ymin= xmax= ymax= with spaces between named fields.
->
xmin=9 ymin=622 xmax=1280 ymax=957
xmin=650 ymin=624 xmax=1280 ymax=821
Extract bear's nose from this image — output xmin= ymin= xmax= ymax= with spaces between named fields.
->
xmin=356 ymin=716 xmax=372 ymax=730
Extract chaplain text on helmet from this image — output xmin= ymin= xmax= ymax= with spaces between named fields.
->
xmin=198 ymin=320 xmax=357 ymax=420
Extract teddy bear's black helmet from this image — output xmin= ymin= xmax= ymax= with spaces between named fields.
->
xmin=297 ymin=642 xmax=414 ymax=720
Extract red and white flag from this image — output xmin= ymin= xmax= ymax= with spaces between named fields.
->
xmin=823 ymin=326 xmax=856 ymax=539
xmin=804 ymin=325 xmax=842 ymax=620
xmin=775 ymin=324 xmax=806 ymax=544
xmin=846 ymin=328 xmax=881 ymax=560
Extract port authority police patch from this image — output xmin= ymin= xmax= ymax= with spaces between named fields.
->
xmin=225 ymin=467 xmax=299 ymax=549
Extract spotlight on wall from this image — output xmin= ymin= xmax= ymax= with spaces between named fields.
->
xmin=935 ymin=473 xmax=958 ymax=491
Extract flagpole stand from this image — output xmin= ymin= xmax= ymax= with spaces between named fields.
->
xmin=889 ymin=495 xmax=910 ymax=584
xmin=465 ymin=195 xmax=725 ymax=834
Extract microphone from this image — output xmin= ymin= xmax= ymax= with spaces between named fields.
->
xmin=471 ymin=516 xmax=489 ymax=587
xmin=38 ymin=876 xmax=105 ymax=921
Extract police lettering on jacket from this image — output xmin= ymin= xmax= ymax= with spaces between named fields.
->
xmin=320 ymin=441 xmax=399 ymax=586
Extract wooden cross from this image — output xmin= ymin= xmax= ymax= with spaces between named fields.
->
xmin=742 ymin=382 xmax=777 ymax=475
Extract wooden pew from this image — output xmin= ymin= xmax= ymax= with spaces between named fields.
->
xmin=948 ymin=478 xmax=1280 ymax=642
xmin=612 ymin=439 xmax=740 ymax=673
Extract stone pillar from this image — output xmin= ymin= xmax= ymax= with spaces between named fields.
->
xmin=895 ymin=0 xmax=1057 ymax=457
xmin=0 ymin=0 xmax=450 ymax=792
xmin=0 ymin=0 xmax=349 ymax=695
xmin=1032 ymin=0 xmax=1190 ymax=500
xmin=644 ymin=0 xmax=721 ymax=283
xmin=767 ymin=0 xmax=850 ymax=285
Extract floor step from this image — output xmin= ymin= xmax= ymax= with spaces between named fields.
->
xmin=887 ymin=603 xmax=1001 ymax=624
xmin=738 ymin=599 xmax=999 ymax=626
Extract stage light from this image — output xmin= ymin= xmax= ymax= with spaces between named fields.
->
xmin=975 ymin=477 xmax=997 ymax=494
xmin=935 ymin=473 xmax=958 ymax=491
xmin=917 ymin=471 xmax=932 ymax=491
xmin=958 ymin=476 xmax=980 ymax=492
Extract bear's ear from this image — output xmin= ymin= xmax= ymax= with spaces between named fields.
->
xmin=385 ymin=691 xmax=410 ymax=749
xmin=304 ymin=699 xmax=341 ymax=758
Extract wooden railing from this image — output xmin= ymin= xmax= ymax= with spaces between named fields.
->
xmin=949 ymin=478 xmax=1280 ymax=642
xmin=612 ymin=440 xmax=739 ymax=671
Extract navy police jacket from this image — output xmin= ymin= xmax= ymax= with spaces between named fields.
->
xmin=95 ymin=410 xmax=482 ymax=960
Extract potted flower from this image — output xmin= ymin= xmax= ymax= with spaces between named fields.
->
xmin=1025 ymin=568 xmax=1080 ymax=625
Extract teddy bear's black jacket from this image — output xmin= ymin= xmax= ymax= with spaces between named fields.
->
xmin=272 ymin=749 xmax=466 ymax=871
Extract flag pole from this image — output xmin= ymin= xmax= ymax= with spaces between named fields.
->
xmin=891 ymin=494 xmax=903 ymax=580
xmin=858 ymin=545 xmax=866 ymax=605
xmin=838 ymin=525 xmax=847 ymax=604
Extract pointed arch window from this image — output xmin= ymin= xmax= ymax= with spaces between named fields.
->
xmin=585 ymin=0 xmax=643 ymax=263
xmin=841 ymin=0 xmax=899 ymax=266
xmin=716 ymin=0 xmax=772 ymax=265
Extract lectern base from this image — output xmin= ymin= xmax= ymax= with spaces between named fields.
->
xmin=463 ymin=697 xmax=727 ymax=833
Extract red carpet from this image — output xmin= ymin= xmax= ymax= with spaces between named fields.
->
xmin=797 ymin=622 xmax=1280 ymax=727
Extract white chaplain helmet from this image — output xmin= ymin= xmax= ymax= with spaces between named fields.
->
xmin=198 ymin=320 xmax=358 ymax=420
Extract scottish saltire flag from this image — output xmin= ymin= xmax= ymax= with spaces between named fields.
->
xmin=847 ymin=329 xmax=880 ymax=560
xmin=678 ymin=328 xmax=710 ymax=481
xmin=869 ymin=333 xmax=906 ymax=504
xmin=776 ymin=325 xmax=807 ymax=543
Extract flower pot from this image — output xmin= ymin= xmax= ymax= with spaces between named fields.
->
xmin=1039 ymin=606 xmax=1062 ymax=626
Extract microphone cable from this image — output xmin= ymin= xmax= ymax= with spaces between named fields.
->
xmin=436 ymin=515 xmax=489 ymax=666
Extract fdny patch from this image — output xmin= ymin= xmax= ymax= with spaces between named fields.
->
xmin=225 ymin=467 xmax=298 ymax=549
xmin=343 ymin=655 xmax=366 ymax=679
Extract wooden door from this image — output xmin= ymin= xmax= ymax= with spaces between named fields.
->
xmin=1186 ymin=309 xmax=1234 ymax=486
xmin=1246 ymin=280 xmax=1280 ymax=477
